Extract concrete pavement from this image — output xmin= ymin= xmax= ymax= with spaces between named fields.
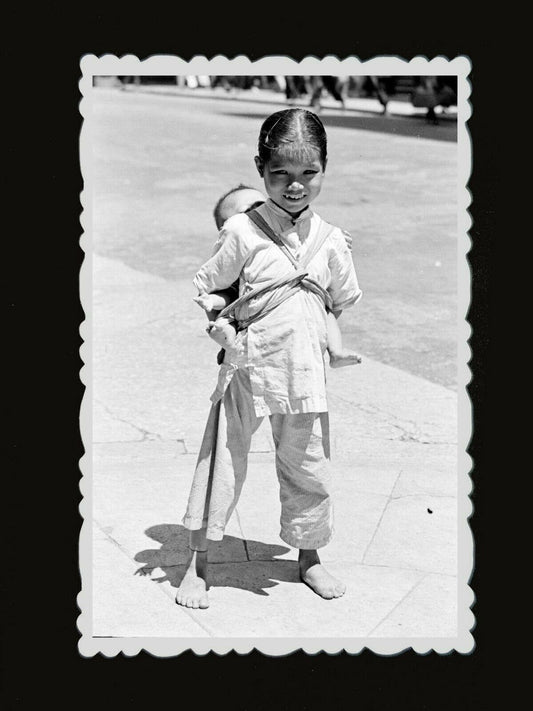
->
xmin=87 ymin=251 xmax=463 ymax=646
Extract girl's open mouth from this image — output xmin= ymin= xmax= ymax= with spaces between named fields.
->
xmin=283 ymin=193 xmax=306 ymax=201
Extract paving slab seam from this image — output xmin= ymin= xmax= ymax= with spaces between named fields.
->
xmin=361 ymin=562 xmax=458 ymax=578
xmin=94 ymin=398 xmax=163 ymax=442
xmin=233 ymin=509 xmax=251 ymax=561
xmin=226 ymin=558 xmax=297 ymax=564
xmin=94 ymin=518 xmax=135 ymax=559
xmin=125 ymin=313 xmax=179 ymax=332
xmin=332 ymin=485 xmax=455 ymax=501
xmin=96 ymin=313 xmax=181 ymax=338
xmin=93 ymin=437 xmax=144 ymax=444
xmin=390 ymin=493 xmax=457 ymax=501
xmin=93 ymin=519 xmax=215 ymax=636
xmin=395 ymin=437 xmax=457 ymax=446
xmin=145 ymin=581 xmax=216 ymax=637
xmin=137 ymin=560 xmax=297 ymax=571
xmin=361 ymin=469 xmax=404 ymax=565
xmin=329 ymin=394 xmax=456 ymax=445
xmin=93 ymin=438 xmax=188 ymax=450
xmin=365 ymin=572 xmax=431 ymax=637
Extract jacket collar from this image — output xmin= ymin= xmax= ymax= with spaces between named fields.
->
xmin=264 ymin=198 xmax=312 ymax=226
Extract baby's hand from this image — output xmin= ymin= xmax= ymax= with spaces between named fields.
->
xmin=193 ymin=293 xmax=216 ymax=312
xmin=341 ymin=229 xmax=353 ymax=250
xmin=206 ymin=319 xmax=237 ymax=348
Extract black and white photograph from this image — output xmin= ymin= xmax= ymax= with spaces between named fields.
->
xmin=78 ymin=55 xmax=473 ymax=656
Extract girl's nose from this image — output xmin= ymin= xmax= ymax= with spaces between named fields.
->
xmin=288 ymin=180 xmax=303 ymax=190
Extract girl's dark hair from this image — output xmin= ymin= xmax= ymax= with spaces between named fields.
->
xmin=257 ymin=108 xmax=327 ymax=168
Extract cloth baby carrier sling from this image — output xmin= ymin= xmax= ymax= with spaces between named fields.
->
xmin=214 ymin=209 xmax=334 ymax=363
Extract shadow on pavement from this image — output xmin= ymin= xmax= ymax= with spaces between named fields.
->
xmin=134 ymin=524 xmax=296 ymax=596
xmin=222 ymin=110 xmax=458 ymax=143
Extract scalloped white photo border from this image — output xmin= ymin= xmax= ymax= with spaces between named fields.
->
xmin=78 ymin=54 xmax=474 ymax=657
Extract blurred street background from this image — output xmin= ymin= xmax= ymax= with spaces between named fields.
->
xmin=87 ymin=77 xmax=464 ymax=644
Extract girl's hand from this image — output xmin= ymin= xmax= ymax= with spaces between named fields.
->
xmin=193 ymin=293 xmax=216 ymax=312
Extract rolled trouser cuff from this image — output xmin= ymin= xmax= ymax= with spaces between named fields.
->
xmin=279 ymin=524 xmax=334 ymax=550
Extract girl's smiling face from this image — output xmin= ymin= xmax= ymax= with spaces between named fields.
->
xmin=255 ymin=149 xmax=325 ymax=214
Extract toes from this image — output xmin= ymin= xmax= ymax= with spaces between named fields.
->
xmin=176 ymin=591 xmax=208 ymax=609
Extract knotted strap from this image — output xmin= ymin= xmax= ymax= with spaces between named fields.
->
xmin=246 ymin=209 xmax=333 ymax=271
xmin=246 ymin=209 xmax=334 ymax=313
xmin=246 ymin=211 xmax=300 ymax=268
xmin=216 ymin=210 xmax=334 ymax=330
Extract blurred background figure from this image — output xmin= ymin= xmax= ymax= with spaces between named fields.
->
xmin=411 ymin=76 xmax=457 ymax=124
xmin=309 ymin=76 xmax=349 ymax=112
xmin=184 ymin=76 xmax=212 ymax=89
xmin=284 ymin=75 xmax=311 ymax=103
xmin=272 ymin=76 xmax=287 ymax=93
xmin=211 ymin=76 xmax=234 ymax=91
xmin=364 ymin=76 xmax=398 ymax=115
xmin=119 ymin=75 xmax=141 ymax=90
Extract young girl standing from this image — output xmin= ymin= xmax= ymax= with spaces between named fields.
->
xmin=177 ymin=108 xmax=362 ymax=609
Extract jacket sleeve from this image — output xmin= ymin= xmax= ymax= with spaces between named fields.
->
xmin=193 ymin=215 xmax=249 ymax=294
xmin=327 ymin=229 xmax=362 ymax=311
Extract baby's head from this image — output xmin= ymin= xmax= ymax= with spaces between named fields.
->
xmin=254 ymin=108 xmax=328 ymax=214
xmin=213 ymin=184 xmax=266 ymax=230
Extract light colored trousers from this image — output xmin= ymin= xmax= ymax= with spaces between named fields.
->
xmin=182 ymin=369 xmax=333 ymax=549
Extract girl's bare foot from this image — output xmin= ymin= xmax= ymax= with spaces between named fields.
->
xmin=298 ymin=549 xmax=346 ymax=599
xmin=207 ymin=319 xmax=237 ymax=349
xmin=175 ymin=549 xmax=209 ymax=609
xmin=329 ymin=350 xmax=362 ymax=368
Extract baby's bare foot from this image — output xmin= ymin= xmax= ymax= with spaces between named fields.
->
xmin=207 ymin=320 xmax=237 ymax=349
xmin=175 ymin=550 xmax=209 ymax=609
xmin=299 ymin=550 xmax=346 ymax=599
xmin=193 ymin=293 xmax=216 ymax=312
xmin=329 ymin=350 xmax=362 ymax=368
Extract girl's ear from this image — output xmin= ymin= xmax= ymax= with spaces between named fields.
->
xmin=254 ymin=156 xmax=264 ymax=177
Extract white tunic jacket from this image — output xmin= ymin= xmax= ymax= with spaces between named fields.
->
xmin=193 ymin=199 xmax=362 ymax=417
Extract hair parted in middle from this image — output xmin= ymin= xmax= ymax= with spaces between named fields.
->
xmin=257 ymin=108 xmax=328 ymax=170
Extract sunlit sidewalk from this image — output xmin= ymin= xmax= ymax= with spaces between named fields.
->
xmin=82 ymin=254 xmax=464 ymax=646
